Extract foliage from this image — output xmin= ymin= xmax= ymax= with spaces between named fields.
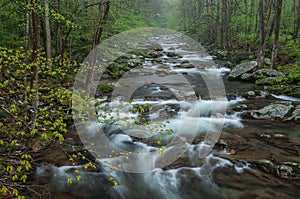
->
xmin=0 ymin=47 xmax=77 ymax=198
xmin=97 ymin=84 xmax=115 ymax=94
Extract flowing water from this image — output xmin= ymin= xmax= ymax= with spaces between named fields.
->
xmin=35 ymin=34 xmax=299 ymax=199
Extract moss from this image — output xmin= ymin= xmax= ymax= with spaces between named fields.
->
xmin=97 ymin=84 xmax=114 ymax=93
xmin=266 ymin=85 xmax=291 ymax=95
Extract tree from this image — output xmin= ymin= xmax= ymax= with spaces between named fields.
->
xmin=293 ymin=0 xmax=300 ymax=40
xmin=258 ymin=0 xmax=274 ymax=68
xmin=45 ymin=0 xmax=52 ymax=69
xmin=271 ymin=0 xmax=283 ymax=68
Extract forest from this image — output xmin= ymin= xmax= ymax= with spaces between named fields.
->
xmin=0 ymin=0 xmax=300 ymax=199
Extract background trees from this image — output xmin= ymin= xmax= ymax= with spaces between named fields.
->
xmin=163 ymin=0 xmax=299 ymax=67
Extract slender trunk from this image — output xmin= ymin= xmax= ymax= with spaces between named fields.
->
xmin=269 ymin=1 xmax=277 ymax=36
xmin=293 ymin=0 xmax=300 ymax=40
xmin=95 ymin=1 xmax=110 ymax=45
xmin=216 ymin=1 xmax=220 ymax=45
xmin=24 ymin=0 xmax=30 ymax=102
xmin=45 ymin=0 xmax=51 ymax=69
xmin=258 ymin=0 xmax=274 ymax=68
xmin=25 ymin=1 xmax=30 ymax=54
xmin=32 ymin=10 xmax=40 ymax=60
xmin=244 ymin=0 xmax=248 ymax=49
xmin=210 ymin=0 xmax=214 ymax=43
xmin=221 ymin=0 xmax=226 ymax=48
xmin=31 ymin=7 xmax=40 ymax=130
xmin=92 ymin=1 xmax=104 ymax=49
xmin=183 ymin=1 xmax=186 ymax=31
xmin=87 ymin=1 xmax=110 ymax=93
xmin=271 ymin=0 xmax=283 ymax=68
xmin=258 ymin=0 xmax=265 ymax=67
xmin=54 ymin=0 xmax=62 ymax=56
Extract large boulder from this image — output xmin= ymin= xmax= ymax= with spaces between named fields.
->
xmin=228 ymin=61 xmax=258 ymax=80
xmin=249 ymin=102 xmax=293 ymax=120
xmin=243 ymin=101 xmax=300 ymax=122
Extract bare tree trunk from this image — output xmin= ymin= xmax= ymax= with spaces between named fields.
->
xmin=25 ymin=0 xmax=30 ymax=54
xmin=54 ymin=0 xmax=62 ymax=56
xmin=221 ymin=0 xmax=226 ymax=48
xmin=32 ymin=10 xmax=41 ymax=60
xmin=95 ymin=1 xmax=110 ymax=46
xmin=210 ymin=0 xmax=215 ymax=43
xmin=293 ymin=0 xmax=300 ymax=40
xmin=86 ymin=1 xmax=111 ymax=93
xmin=258 ymin=0 xmax=274 ymax=68
xmin=31 ymin=7 xmax=40 ymax=130
xmin=269 ymin=1 xmax=277 ymax=36
xmin=24 ymin=0 xmax=30 ymax=102
xmin=182 ymin=0 xmax=187 ymax=31
xmin=45 ymin=0 xmax=51 ymax=69
xmin=258 ymin=0 xmax=265 ymax=68
xmin=271 ymin=0 xmax=283 ymax=68
xmin=216 ymin=1 xmax=220 ymax=45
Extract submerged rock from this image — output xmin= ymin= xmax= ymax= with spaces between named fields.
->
xmin=228 ymin=61 xmax=258 ymax=80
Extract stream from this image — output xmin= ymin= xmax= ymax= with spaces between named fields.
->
xmin=35 ymin=32 xmax=300 ymax=199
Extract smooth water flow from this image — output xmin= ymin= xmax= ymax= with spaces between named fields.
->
xmin=36 ymin=34 xmax=248 ymax=199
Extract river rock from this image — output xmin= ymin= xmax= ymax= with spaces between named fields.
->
xmin=35 ymin=165 xmax=112 ymax=199
xmin=265 ymin=58 xmax=272 ymax=66
xmin=175 ymin=63 xmax=195 ymax=69
xmin=286 ymin=105 xmax=300 ymax=122
xmin=146 ymin=50 xmax=163 ymax=58
xmin=292 ymin=106 xmax=300 ymax=122
xmin=143 ymin=42 xmax=163 ymax=51
xmin=241 ymin=73 xmax=254 ymax=82
xmin=254 ymin=68 xmax=284 ymax=77
xmin=242 ymin=90 xmax=270 ymax=99
xmin=253 ymin=160 xmax=300 ymax=179
xmin=255 ymin=77 xmax=280 ymax=85
xmin=166 ymin=51 xmax=180 ymax=57
xmin=127 ymin=58 xmax=143 ymax=67
xmin=243 ymin=101 xmax=293 ymax=120
xmin=228 ymin=61 xmax=258 ymax=80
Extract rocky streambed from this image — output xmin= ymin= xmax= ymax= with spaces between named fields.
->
xmin=32 ymin=33 xmax=300 ymax=199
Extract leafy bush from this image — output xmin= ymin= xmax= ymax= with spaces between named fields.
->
xmin=0 ymin=47 xmax=77 ymax=198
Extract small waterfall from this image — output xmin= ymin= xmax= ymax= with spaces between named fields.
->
xmin=36 ymin=34 xmax=248 ymax=199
